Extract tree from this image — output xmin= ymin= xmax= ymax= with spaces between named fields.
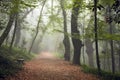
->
xmin=9 ymin=0 xmax=20 ymax=50
xmin=60 ymin=0 xmax=70 ymax=61
xmin=106 ymin=5 xmax=115 ymax=74
xmin=0 ymin=0 xmax=35 ymax=47
xmin=94 ymin=0 xmax=101 ymax=74
xmin=71 ymin=0 xmax=83 ymax=65
xmin=14 ymin=8 xmax=35 ymax=47
xmin=102 ymin=0 xmax=117 ymax=73
xmin=0 ymin=14 xmax=15 ymax=47
xmin=28 ymin=0 xmax=46 ymax=54
xmin=9 ymin=13 xmax=18 ymax=50
xmin=85 ymin=38 xmax=94 ymax=67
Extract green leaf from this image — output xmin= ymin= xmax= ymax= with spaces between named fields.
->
xmin=20 ymin=1 xmax=37 ymax=7
xmin=99 ymin=0 xmax=115 ymax=6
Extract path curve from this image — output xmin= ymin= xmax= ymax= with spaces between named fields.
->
xmin=5 ymin=52 xmax=100 ymax=80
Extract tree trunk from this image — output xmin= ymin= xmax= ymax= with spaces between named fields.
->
xmin=33 ymin=21 xmax=52 ymax=53
xmin=106 ymin=5 xmax=115 ymax=74
xmin=5 ymin=36 xmax=9 ymax=46
xmin=28 ymin=0 xmax=46 ymax=54
xmin=71 ymin=0 xmax=82 ymax=65
xmin=118 ymin=50 xmax=120 ymax=72
xmin=9 ymin=1 xmax=20 ymax=50
xmin=32 ymin=29 xmax=47 ymax=53
xmin=60 ymin=0 xmax=70 ymax=61
xmin=14 ymin=19 xmax=21 ymax=47
xmin=9 ymin=13 xmax=18 ymax=50
xmin=0 ymin=14 xmax=15 ymax=47
xmin=85 ymin=39 xmax=94 ymax=67
xmin=94 ymin=0 xmax=101 ymax=74
xmin=14 ymin=9 xmax=34 ymax=47
xmin=109 ymin=23 xmax=115 ymax=74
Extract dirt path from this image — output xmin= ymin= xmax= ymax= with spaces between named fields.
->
xmin=5 ymin=52 xmax=100 ymax=80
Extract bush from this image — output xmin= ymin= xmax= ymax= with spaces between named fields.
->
xmin=0 ymin=46 xmax=34 ymax=78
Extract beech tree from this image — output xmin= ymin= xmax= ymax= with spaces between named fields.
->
xmin=60 ymin=0 xmax=70 ymax=61
xmin=0 ymin=11 xmax=15 ymax=47
xmin=71 ymin=0 xmax=83 ymax=65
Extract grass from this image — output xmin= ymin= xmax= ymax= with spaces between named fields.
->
xmin=81 ymin=65 xmax=120 ymax=80
xmin=0 ymin=45 xmax=34 ymax=78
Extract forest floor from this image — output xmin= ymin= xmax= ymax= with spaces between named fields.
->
xmin=5 ymin=52 xmax=101 ymax=80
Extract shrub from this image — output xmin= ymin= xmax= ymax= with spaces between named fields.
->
xmin=0 ymin=46 xmax=34 ymax=77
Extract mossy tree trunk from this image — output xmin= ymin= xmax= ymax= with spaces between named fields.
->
xmin=60 ymin=0 xmax=70 ymax=61
xmin=71 ymin=0 xmax=83 ymax=65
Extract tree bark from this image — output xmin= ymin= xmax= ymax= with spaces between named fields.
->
xmin=9 ymin=1 xmax=20 ymax=50
xmin=60 ymin=0 xmax=70 ymax=61
xmin=0 ymin=14 xmax=15 ymax=47
xmin=118 ymin=47 xmax=120 ymax=72
xmin=14 ymin=20 xmax=21 ymax=47
xmin=9 ymin=13 xmax=18 ymax=50
xmin=85 ymin=39 xmax=94 ymax=67
xmin=71 ymin=0 xmax=83 ymax=65
xmin=94 ymin=0 xmax=101 ymax=74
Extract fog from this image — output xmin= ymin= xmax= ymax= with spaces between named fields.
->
xmin=1 ymin=0 xmax=120 ymax=77
xmin=18 ymin=0 xmax=65 ymax=53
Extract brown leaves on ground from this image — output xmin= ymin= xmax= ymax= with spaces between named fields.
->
xmin=5 ymin=52 xmax=101 ymax=80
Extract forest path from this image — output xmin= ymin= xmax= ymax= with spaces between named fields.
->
xmin=5 ymin=52 xmax=100 ymax=80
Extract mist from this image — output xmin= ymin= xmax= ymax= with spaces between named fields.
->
xmin=0 ymin=0 xmax=120 ymax=80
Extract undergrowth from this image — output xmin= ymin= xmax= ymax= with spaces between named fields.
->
xmin=82 ymin=65 xmax=120 ymax=80
xmin=0 ymin=45 xmax=34 ymax=78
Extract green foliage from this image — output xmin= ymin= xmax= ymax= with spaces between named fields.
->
xmin=53 ymin=29 xmax=83 ymax=39
xmin=99 ymin=53 xmax=111 ymax=59
xmin=0 ymin=1 xmax=13 ymax=14
xmin=53 ymin=52 xmax=64 ymax=59
xmin=84 ymin=16 xmax=120 ymax=41
xmin=0 ymin=56 xmax=21 ymax=77
xmin=49 ymin=15 xmax=62 ymax=23
xmin=0 ymin=46 xmax=34 ymax=61
xmin=99 ymin=0 xmax=115 ymax=6
xmin=65 ymin=2 xmax=73 ymax=9
xmin=0 ymin=46 xmax=34 ymax=77
xmin=54 ymin=19 xmax=120 ymax=41
xmin=0 ymin=19 xmax=6 ymax=30
xmin=20 ymin=1 xmax=37 ymax=8
xmin=82 ymin=65 xmax=120 ymax=80
xmin=99 ymin=33 xmax=120 ymax=41
xmin=0 ymin=0 xmax=38 ymax=14
xmin=84 ymin=27 xmax=94 ymax=39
